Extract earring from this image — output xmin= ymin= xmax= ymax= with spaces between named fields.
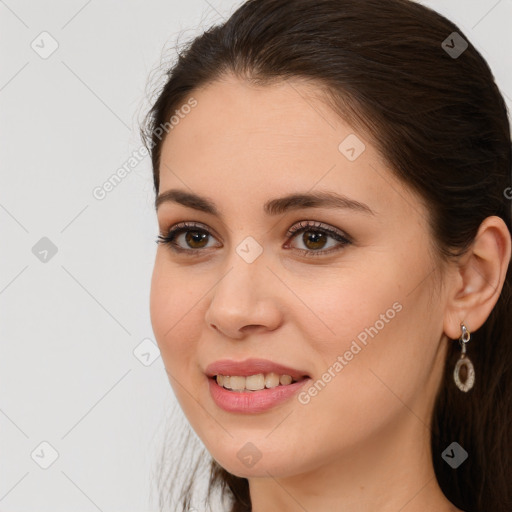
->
xmin=453 ymin=323 xmax=475 ymax=392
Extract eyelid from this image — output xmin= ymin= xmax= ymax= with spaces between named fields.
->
xmin=285 ymin=219 xmax=351 ymax=242
xmin=159 ymin=220 xmax=221 ymax=241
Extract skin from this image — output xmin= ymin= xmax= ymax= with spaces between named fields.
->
xmin=150 ymin=74 xmax=511 ymax=512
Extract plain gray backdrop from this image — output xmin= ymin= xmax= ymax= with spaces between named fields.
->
xmin=1 ymin=0 xmax=511 ymax=511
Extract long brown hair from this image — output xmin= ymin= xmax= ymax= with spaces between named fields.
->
xmin=141 ymin=1 xmax=512 ymax=511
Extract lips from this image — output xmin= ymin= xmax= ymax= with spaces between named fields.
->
xmin=206 ymin=359 xmax=312 ymax=414
xmin=205 ymin=358 xmax=310 ymax=382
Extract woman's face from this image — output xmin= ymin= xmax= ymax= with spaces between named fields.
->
xmin=150 ymin=75 xmax=450 ymax=478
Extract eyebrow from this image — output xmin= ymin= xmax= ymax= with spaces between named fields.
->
xmin=155 ymin=189 xmax=375 ymax=216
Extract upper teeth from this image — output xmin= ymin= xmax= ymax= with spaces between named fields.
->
xmin=216 ymin=373 xmax=296 ymax=391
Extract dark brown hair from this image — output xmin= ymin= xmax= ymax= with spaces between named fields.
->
xmin=140 ymin=1 xmax=512 ymax=511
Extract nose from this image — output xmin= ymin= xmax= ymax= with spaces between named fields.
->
xmin=204 ymin=254 xmax=283 ymax=339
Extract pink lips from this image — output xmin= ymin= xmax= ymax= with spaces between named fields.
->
xmin=205 ymin=358 xmax=311 ymax=414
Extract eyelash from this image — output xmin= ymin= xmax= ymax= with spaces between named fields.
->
xmin=156 ymin=220 xmax=352 ymax=258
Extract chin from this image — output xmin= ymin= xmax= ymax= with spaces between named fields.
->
xmin=210 ymin=443 xmax=308 ymax=480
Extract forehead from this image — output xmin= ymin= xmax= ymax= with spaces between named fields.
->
xmin=158 ymin=76 xmax=421 ymax=224
xmin=162 ymin=76 xmax=343 ymax=160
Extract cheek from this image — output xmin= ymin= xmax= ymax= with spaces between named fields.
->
xmin=285 ymin=262 xmax=426 ymax=411
xmin=149 ymin=262 xmax=209 ymax=419
xmin=284 ymin=263 xmax=404 ymax=355
xmin=149 ymin=260 xmax=201 ymax=368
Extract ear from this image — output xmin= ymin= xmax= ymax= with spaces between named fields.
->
xmin=443 ymin=215 xmax=511 ymax=340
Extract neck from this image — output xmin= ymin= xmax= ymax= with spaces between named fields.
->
xmin=248 ymin=409 xmax=461 ymax=512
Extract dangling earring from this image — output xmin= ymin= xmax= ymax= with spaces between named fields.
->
xmin=453 ymin=322 xmax=475 ymax=392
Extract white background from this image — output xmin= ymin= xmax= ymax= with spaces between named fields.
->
xmin=1 ymin=1 xmax=511 ymax=511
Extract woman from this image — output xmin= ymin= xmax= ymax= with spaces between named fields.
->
xmin=141 ymin=0 xmax=512 ymax=510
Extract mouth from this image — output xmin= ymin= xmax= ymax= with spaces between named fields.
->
xmin=209 ymin=372 xmax=310 ymax=393
xmin=205 ymin=358 xmax=311 ymax=392
xmin=207 ymin=371 xmax=312 ymax=414
xmin=204 ymin=358 xmax=312 ymax=412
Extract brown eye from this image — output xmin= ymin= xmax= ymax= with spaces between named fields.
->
xmin=301 ymin=230 xmax=328 ymax=250
xmin=156 ymin=221 xmax=221 ymax=253
xmin=184 ymin=230 xmax=209 ymax=249
xmin=157 ymin=220 xmax=351 ymax=258
xmin=286 ymin=220 xmax=352 ymax=257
